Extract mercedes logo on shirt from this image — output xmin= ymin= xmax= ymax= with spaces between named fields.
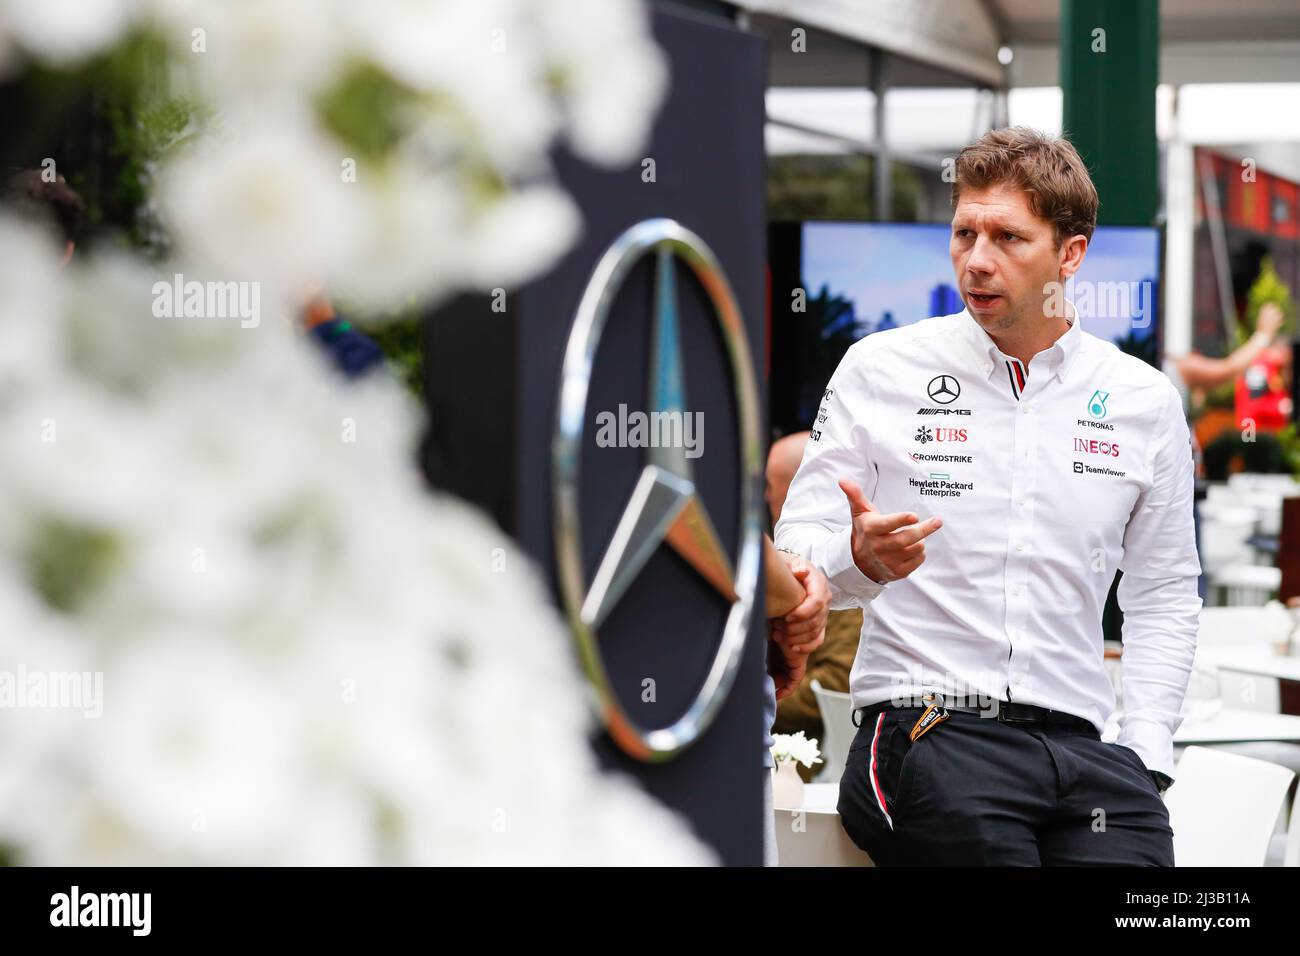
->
xmin=927 ymin=374 xmax=961 ymax=405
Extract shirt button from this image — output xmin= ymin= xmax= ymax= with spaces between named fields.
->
xmin=1016 ymin=543 xmax=1026 ymax=552
xmin=1016 ymin=497 xmax=1027 ymax=507
xmin=1012 ymin=587 xmax=1024 ymax=597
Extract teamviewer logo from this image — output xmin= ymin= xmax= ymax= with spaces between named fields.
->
xmin=1073 ymin=461 xmax=1084 ymax=473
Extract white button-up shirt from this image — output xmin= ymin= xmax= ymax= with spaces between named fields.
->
xmin=775 ymin=309 xmax=1202 ymax=778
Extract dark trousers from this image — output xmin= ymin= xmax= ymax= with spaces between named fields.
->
xmin=838 ymin=705 xmax=1174 ymax=866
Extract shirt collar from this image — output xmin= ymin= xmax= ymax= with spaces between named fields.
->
xmin=958 ymin=301 xmax=1082 ymax=384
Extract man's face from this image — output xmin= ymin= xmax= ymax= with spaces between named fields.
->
xmin=949 ymin=183 xmax=1083 ymax=337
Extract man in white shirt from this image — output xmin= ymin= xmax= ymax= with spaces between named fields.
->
xmin=775 ymin=127 xmax=1202 ymax=866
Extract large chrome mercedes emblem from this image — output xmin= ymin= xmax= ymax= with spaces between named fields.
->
xmin=553 ymin=218 xmax=763 ymax=762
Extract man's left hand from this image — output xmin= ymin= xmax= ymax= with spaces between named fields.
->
xmin=771 ymin=558 xmax=830 ymax=655
xmin=767 ymin=559 xmax=830 ymax=699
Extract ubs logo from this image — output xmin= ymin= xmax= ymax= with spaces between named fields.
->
xmin=915 ymin=426 xmax=967 ymax=444
xmin=927 ymin=374 xmax=961 ymax=405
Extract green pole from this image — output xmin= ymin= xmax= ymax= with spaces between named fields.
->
xmin=1060 ymin=0 xmax=1160 ymax=227
xmin=1061 ymin=0 xmax=1161 ymax=643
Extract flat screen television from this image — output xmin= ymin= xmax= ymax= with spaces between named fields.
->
xmin=768 ymin=221 xmax=1162 ymax=435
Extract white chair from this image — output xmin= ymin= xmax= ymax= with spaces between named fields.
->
xmin=1208 ymin=564 xmax=1280 ymax=607
xmin=1215 ymin=672 xmax=1282 ymax=713
xmin=1196 ymin=606 xmax=1278 ymax=646
xmin=1196 ymin=607 xmax=1284 ymax=712
xmin=1285 ymin=795 xmax=1300 ymax=867
xmin=1199 ymin=509 xmax=1258 ymax=604
xmin=810 ymin=679 xmax=854 ymax=784
xmin=1164 ymin=746 xmax=1296 ymax=866
xmin=1199 ymin=515 xmax=1256 ymax=572
xmin=1228 ymin=473 xmax=1300 ymax=496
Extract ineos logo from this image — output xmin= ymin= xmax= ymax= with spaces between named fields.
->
xmin=927 ymin=374 xmax=960 ymax=405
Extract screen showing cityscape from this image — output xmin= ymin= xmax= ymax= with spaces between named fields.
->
xmin=799 ymin=221 xmax=1159 ymax=354
xmin=771 ymin=221 xmax=1161 ymax=432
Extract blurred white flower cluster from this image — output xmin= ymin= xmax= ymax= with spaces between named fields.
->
xmin=0 ymin=3 xmax=709 ymax=864
xmin=0 ymin=218 xmax=709 ymax=865
xmin=770 ymin=732 xmax=823 ymax=770
xmin=3 ymin=0 xmax=668 ymax=310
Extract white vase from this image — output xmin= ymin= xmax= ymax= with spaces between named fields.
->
xmin=771 ymin=759 xmax=805 ymax=810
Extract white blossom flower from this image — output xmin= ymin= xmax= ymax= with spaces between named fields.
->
xmin=183 ymin=0 xmax=346 ymax=102
xmin=0 ymin=0 xmax=139 ymax=65
xmin=455 ymin=184 xmax=582 ymax=289
xmin=329 ymin=161 xmax=465 ymax=310
xmin=0 ymin=2 xmax=708 ymax=867
xmin=533 ymin=0 xmax=669 ymax=166
xmin=157 ymin=108 xmax=365 ymax=301
xmin=771 ymin=731 xmax=824 ymax=769
xmin=0 ymin=216 xmax=65 ymax=391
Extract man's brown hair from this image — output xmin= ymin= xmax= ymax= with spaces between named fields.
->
xmin=951 ymin=127 xmax=1098 ymax=246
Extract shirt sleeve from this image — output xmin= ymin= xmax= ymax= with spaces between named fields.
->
xmin=774 ymin=341 xmax=887 ymax=610
xmin=1115 ymin=382 xmax=1203 ymax=779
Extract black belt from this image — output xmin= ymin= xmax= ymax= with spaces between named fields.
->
xmin=853 ymin=696 xmax=1097 ymax=735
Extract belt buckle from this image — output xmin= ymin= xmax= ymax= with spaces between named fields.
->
xmin=997 ymin=702 xmax=1041 ymax=724
xmin=988 ymin=699 xmax=1018 ymax=723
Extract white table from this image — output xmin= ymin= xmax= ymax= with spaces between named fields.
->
xmin=773 ymin=783 xmax=872 ymax=867
xmin=1173 ymin=707 xmax=1300 ymax=744
xmin=1104 ymin=705 xmax=1300 ymax=744
xmin=1197 ymin=645 xmax=1300 ymax=684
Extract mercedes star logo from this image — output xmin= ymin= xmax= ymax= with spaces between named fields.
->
xmin=927 ymin=374 xmax=961 ymax=405
xmin=553 ymin=218 xmax=762 ymax=763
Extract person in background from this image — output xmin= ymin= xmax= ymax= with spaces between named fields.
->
xmin=301 ymin=292 xmax=386 ymax=380
xmin=3 ymin=167 xmax=85 ymax=264
xmin=1167 ymin=301 xmax=1286 ymax=410
xmin=1232 ymin=305 xmax=1293 ymax=434
xmin=761 ymin=535 xmax=830 ymax=866
xmin=767 ymin=431 xmax=860 ymax=783
xmin=1166 ymin=302 xmax=1287 ymax=597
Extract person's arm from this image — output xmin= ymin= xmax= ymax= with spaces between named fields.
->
xmin=774 ymin=610 xmax=859 ymax=731
xmin=1115 ymin=384 xmax=1204 ymax=780
xmin=773 ymin=343 xmax=885 ymax=608
xmin=774 ymin=341 xmax=940 ymax=608
xmin=763 ymin=535 xmax=805 ymax=618
xmin=1174 ymin=302 xmax=1284 ymax=390
xmin=768 ymin=553 xmax=830 ymax=700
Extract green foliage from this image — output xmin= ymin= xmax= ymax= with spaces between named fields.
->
xmin=1202 ymin=379 xmax=1236 ymax=411
xmin=768 ymin=154 xmax=921 ymax=221
xmin=318 ymin=62 xmax=418 ymax=164
xmin=1201 ymin=429 xmax=1294 ymax=481
xmin=361 ymin=316 xmax=424 ymax=399
xmin=1239 ymin=256 xmax=1295 ymax=343
xmin=345 ymin=298 xmax=424 ymax=399
xmin=1279 ymin=423 xmax=1300 ymax=480
xmin=25 ymin=519 xmax=121 ymax=613
xmin=0 ymin=30 xmax=194 ymax=253
xmin=106 ymin=92 xmax=201 ymax=256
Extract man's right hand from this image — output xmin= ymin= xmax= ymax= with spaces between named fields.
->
xmin=838 ymin=477 xmax=943 ymax=584
xmin=1257 ymin=302 xmax=1284 ymax=340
